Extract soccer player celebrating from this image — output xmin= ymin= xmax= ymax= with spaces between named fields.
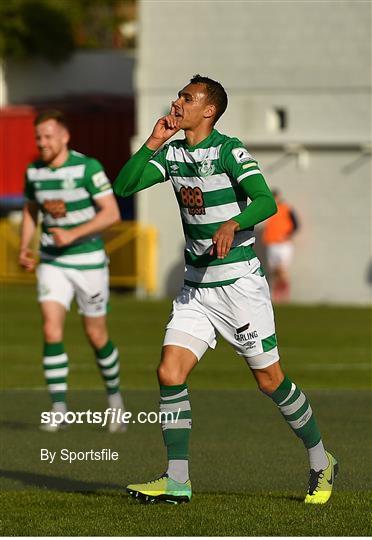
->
xmin=19 ymin=110 xmax=126 ymax=433
xmin=114 ymin=75 xmax=338 ymax=503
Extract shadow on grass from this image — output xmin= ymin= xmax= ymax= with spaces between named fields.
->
xmin=0 ymin=469 xmax=122 ymax=493
xmin=196 ymin=491 xmax=304 ymax=503
xmin=0 ymin=420 xmax=35 ymax=430
xmin=268 ymin=493 xmax=304 ymax=502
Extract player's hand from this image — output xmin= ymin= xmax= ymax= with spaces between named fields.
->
xmin=146 ymin=103 xmax=181 ymax=150
xmin=19 ymin=248 xmax=36 ymax=272
xmin=49 ymin=227 xmax=75 ymax=247
xmin=210 ymin=220 xmax=240 ymax=259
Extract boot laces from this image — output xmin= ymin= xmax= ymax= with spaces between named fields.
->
xmin=308 ymin=468 xmax=324 ymax=494
xmin=147 ymin=473 xmax=168 ymax=485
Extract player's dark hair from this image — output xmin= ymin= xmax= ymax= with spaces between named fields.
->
xmin=34 ymin=109 xmax=69 ymax=130
xmin=190 ymin=74 xmax=228 ymax=123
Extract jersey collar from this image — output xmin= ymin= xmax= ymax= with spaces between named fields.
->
xmin=184 ymin=129 xmax=219 ymax=151
xmin=45 ymin=150 xmax=72 ymax=171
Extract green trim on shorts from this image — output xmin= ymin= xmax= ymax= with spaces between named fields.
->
xmin=262 ymin=333 xmax=277 ymax=352
xmin=254 ymin=266 xmax=265 ymax=277
xmin=40 ymin=260 xmax=106 ymax=270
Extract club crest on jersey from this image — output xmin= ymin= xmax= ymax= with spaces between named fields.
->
xmin=198 ymin=158 xmax=215 ymax=177
xmin=62 ymin=177 xmax=76 ymax=190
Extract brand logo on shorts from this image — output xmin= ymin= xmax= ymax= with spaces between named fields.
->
xmin=236 ymin=322 xmax=250 ymax=334
xmin=235 ymin=330 xmax=258 ymax=342
xmin=234 ymin=323 xmax=258 ymax=343
xmin=88 ymin=293 xmax=104 ymax=307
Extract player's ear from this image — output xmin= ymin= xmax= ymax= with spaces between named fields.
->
xmin=61 ymin=127 xmax=70 ymax=145
xmin=204 ymin=103 xmax=216 ymax=120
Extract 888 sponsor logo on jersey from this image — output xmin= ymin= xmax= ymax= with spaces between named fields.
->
xmin=179 ymin=186 xmax=206 ymax=216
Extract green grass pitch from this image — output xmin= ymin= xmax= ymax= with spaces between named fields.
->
xmin=0 ymin=283 xmax=371 ymax=536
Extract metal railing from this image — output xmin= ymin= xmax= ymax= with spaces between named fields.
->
xmin=0 ymin=219 xmax=158 ymax=294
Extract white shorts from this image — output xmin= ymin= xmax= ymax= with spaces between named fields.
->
xmin=36 ymin=263 xmax=109 ymax=317
xmin=267 ymin=241 xmax=294 ymax=270
xmin=164 ymin=272 xmax=279 ymax=369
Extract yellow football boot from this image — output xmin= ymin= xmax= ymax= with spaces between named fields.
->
xmin=127 ymin=474 xmax=192 ymax=504
xmin=305 ymin=451 xmax=338 ymax=504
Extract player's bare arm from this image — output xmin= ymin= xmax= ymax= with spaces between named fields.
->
xmin=49 ymin=193 xmax=120 ymax=248
xmin=19 ymin=200 xmax=39 ymax=271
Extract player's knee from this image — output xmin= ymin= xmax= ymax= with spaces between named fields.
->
xmin=43 ymin=321 xmax=62 ymax=343
xmin=85 ymin=326 xmax=107 ymax=349
xmin=157 ymin=363 xmax=186 ymax=386
xmin=83 ymin=316 xmax=108 ymax=348
xmin=258 ymin=379 xmax=276 ymax=395
xmin=256 ymin=374 xmax=284 ymax=395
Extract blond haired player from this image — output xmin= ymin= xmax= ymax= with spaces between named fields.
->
xmin=20 ymin=110 xmax=126 ymax=433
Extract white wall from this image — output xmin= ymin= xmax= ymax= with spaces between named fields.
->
xmin=0 ymin=60 xmax=8 ymax=106
xmin=135 ymin=0 xmax=371 ymax=303
xmin=257 ymin=149 xmax=371 ymax=304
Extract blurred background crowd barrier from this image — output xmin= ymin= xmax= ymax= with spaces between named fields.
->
xmin=0 ymin=218 xmax=157 ymax=293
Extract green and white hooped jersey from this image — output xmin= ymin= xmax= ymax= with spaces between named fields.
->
xmin=25 ymin=150 xmax=112 ymax=270
xmin=149 ymin=129 xmax=263 ymax=287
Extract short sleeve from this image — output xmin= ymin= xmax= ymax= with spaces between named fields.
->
xmin=221 ymin=139 xmax=263 ymax=185
xmin=24 ymin=171 xmax=35 ymax=200
xmin=85 ymin=158 xmax=113 ymax=199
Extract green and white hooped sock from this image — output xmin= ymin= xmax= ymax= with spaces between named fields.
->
xmin=43 ymin=342 xmax=68 ymax=405
xmin=270 ymin=375 xmax=328 ymax=471
xmin=160 ymin=383 xmax=191 ymax=483
xmin=95 ymin=340 xmax=120 ymax=396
